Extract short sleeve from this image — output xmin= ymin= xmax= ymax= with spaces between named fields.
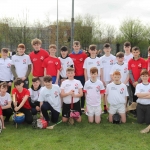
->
xmin=83 ymin=58 xmax=87 ymax=69
xmin=12 ymin=88 xmax=16 ymax=95
xmin=42 ymin=59 xmax=47 ymax=68
xmin=142 ymin=59 xmax=146 ymax=69
xmin=135 ymin=84 xmax=140 ymax=95
xmin=25 ymin=89 xmax=30 ymax=96
xmin=7 ymin=93 xmax=12 ymax=102
xmin=78 ymin=81 xmax=83 ymax=89
xmin=105 ymin=86 xmax=109 ymax=95
xmin=38 ymin=90 xmax=45 ymax=102
xmin=128 ymin=60 xmax=131 ymax=70
xmin=124 ymin=85 xmax=129 ymax=96
xmin=110 ymin=65 xmax=115 ymax=75
xmin=27 ymin=56 xmax=32 ymax=65
xmin=56 ymin=59 xmax=61 ymax=70
xmin=69 ymin=58 xmax=74 ymax=67
xmin=83 ymin=82 xmax=87 ymax=91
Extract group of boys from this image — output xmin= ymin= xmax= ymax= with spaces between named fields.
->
xmin=0 ymin=39 xmax=150 ymax=131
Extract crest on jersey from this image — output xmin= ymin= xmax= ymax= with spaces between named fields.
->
xmin=110 ymin=60 xmax=113 ymax=65
xmin=138 ymin=63 xmax=141 ymax=68
xmin=97 ymin=61 xmax=100 ymax=66
xmin=54 ymin=91 xmax=58 ymax=98
xmin=96 ymin=86 xmax=100 ymax=92
xmin=40 ymin=56 xmax=44 ymax=60
xmin=23 ymin=59 xmax=26 ymax=64
xmin=120 ymin=88 xmax=124 ymax=94
xmin=79 ymin=58 xmax=83 ymax=61
xmin=7 ymin=63 xmax=11 ymax=68
xmin=75 ymin=83 xmax=78 ymax=89
xmin=55 ymin=62 xmax=58 ymax=65
xmin=124 ymin=67 xmax=127 ymax=73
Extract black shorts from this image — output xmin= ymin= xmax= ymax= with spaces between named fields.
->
xmin=62 ymin=101 xmax=82 ymax=118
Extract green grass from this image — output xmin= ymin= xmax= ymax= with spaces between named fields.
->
xmin=1 ymin=75 xmax=150 ymax=150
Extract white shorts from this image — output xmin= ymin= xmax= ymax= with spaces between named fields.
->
xmin=87 ymin=104 xmax=102 ymax=116
xmin=109 ymin=103 xmax=125 ymax=115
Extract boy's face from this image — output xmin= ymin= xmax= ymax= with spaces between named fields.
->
xmin=132 ymin=50 xmax=140 ymax=58
xmin=32 ymin=81 xmax=40 ymax=89
xmin=44 ymin=81 xmax=52 ymax=88
xmin=66 ymin=71 xmax=75 ymax=79
xmin=1 ymin=52 xmax=8 ymax=58
xmin=103 ymin=47 xmax=111 ymax=54
xmin=17 ymin=48 xmax=25 ymax=55
xmin=0 ymin=86 xmax=7 ymax=94
xmin=32 ymin=44 xmax=41 ymax=51
xmin=113 ymin=74 xmax=121 ymax=82
xmin=124 ymin=46 xmax=131 ymax=53
xmin=61 ymin=51 xmax=68 ymax=57
xmin=89 ymin=49 xmax=97 ymax=56
xmin=49 ymin=48 xmax=56 ymax=55
xmin=141 ymin=74 xmax=149 ymax=82
xmin=90 ymin=72 xmax=98 ymax=79
xmin=73 ymin=44 xmax=80 ymax=52
xmin=15 ymin=83 xmax=24 ymax=91
xmin=116 ymin=57 xmax=124 ymax=63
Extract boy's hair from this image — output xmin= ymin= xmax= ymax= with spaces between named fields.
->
xmin=113 ymin=71 xmax=121 ymax=76
xmin=60 ymin=46 xmax=68 ymax=51
xmin=43 ymin=75 xmax=52 ymax=82
xmin=140 ymin=69 xmax=149 ymax=76
xmin=32 ymin=77 xmax=40 ymax=82
xmin=18 ymin=43 xmax=25 ymax=49
xmin=90 ymin=67 xmax=98 ymax=74
xmin=31 ymin=38 xmax=42 ymax=45
xmin=148 ymin=46 xmax=150 ymax=52
xmin=89 ymin=44 xmax=97 ymax=50
xmin=73 ymin=41 xmax=80 ymax=45
xmin=49 ymin=44 xmax=57 ymax=49
xmin=132 ymin=46 xmax=140 ymax=51
xmin=0 ymin=82 xmax=8 ymax=89
xmin=116 ymin=52 xmax=124 ymax=58
xmin=14 ymin=78 xmax=24 ymax=86
xmin=1 ymin=48 xmax=9 ymax=53
xmin=103 ymin=43 xmax=110 ymax=48
xmin=124 ymin=42 xmax=131 ymax=47
xmin=66 ymin=67 xmax=75 ymax=72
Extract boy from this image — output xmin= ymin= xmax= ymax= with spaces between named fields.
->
xmin=84 ymin=67 xmax=105 ymax=124
xmin=100 ymin=43 xmax=116 ymax=113
xmin=69 ymin=41 xmax=87 ymax=111
xmin=61 ymin=67 xmax=83 ymax=124
xmin=58 ymin=46 xmax=74 ymax=83
xmin=0 ymin=48 xmax=13 ymax=93
xmin=106 ymin=71 xmax=128 ymax=123
xmin=28 ymin=77 xmax=43 ymax=115
xmin=11 ymin=44 xmax=31 ymax=89
xmin=83 ymin=44 xmax=103 ymax=81
xmin=128 ymin=46 xmax=146 ymax=103
xmin=135 ymin=70 xmax=150 ymax=124
xmin=110 ymin=52 xmax=129 ymax=85
xmin=123 ymin=42 xmax=133 ymax=63
xmin=38 ymin=75 xmax=61 ymax=125
xmin=29 ymin=38 xmax=49 ymax=86
xmin=0 ymin=82 xmax=13 ymax=122
xmin=12 ymin=78 xmax=33 ymax=124
xmin=42 ymin=44 xmax=61 ymax=84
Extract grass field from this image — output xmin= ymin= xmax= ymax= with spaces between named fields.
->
xmin=1 ymin=75 xmax=150 ymax=150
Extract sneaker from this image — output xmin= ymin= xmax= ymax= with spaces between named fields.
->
xmin=81 ymin=108 xmax=85 ymax=113
xmin=68 ymin=117 xmax=74 ymax=125
xmin=140 ymin=125 xmax=150 ymax=133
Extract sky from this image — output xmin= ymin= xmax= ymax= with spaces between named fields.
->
xmin=0 ymin=0 xmax=150 ymax=28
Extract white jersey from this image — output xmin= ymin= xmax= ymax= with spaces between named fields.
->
xmin=100 ymin=54 xmax=116 ymax=82
xmin=0 ymin=92 xmax=12 ymax=107
xmin=0 ymin=58 xmax=13 ymax=81
xmin=61 ymin=79 xmax=83 ymax=104
xmin=110 ymin=63 xmax=129 ymax=85
xmin=84 ymin=79 xmax=105 ymax=106
xmin=28 ymin=86 xmax=43 ymax=103
xmin=11 ymin=54 xmax=32 ymax=78
xmin=135 ymin=83 xmax=150 ymax=105
xmin=38 ymin=85 xmax=61 ymax=112
xmin=58 ymin=56 xmax=74 ymax=78
xmin=106 ymin=82 xmax=128 ymax=105
xmin=83 ymin=57 xmax=102 ymax=79
xmin=124 ymin=53 xmax=133 ymax=64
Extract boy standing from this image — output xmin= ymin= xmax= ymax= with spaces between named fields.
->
xmin=11 ymin=44 xmax=31 ymax=89
xmin=84 ymin=67 xmax=105 ymax=124
xmin=38 ymin=75 xmax=61 ymax=125
xmin=106 ymin=71 xmax=128 ymax=123
xmin=83 ymin=45 xmax=103 ymax=81
xmin=61 ymin=67 xmax=83 ymax=124
xmin=42 ymin=44 xmax=61 ymax=84
xmin=29 ymin=38 xmax=49 ymax=86
xmin=135 ymin=70 xmax=150 ymax=124
xmin=69 ymin=41 xmax=87 ymax=111
xmin=100 ymin=43 xmax=116 ymax=113
xmin=12 ymin=78 xmax=33 ymax=124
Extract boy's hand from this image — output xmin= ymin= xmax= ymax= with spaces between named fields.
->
xmin=36 ymin=106 xmax=40 ymax=111
xmin=69 ymin=90 xmax=74 ymax=96
xmin=133 ymin=81 xmax=138 ymax=87
xmin=8 ymin=82 xmax=12 ymax=86
xmin=14 ymin=106 xmax=19 ymax=112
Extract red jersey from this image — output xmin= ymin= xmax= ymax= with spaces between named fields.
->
xmin=29 ymin=48 xmax=49 ymax=77
xmin=12 ymin=88 xmax=31 ymax=109
xmin=42 ymin=56 xmax=61 ymax=76
xmin=69 ymin=51 xmax=87 ymax=76
xmin=128 ymin=57 xmax=146 ymax=84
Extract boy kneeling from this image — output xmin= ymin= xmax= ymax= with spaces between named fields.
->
xmin=38 ymin=75 xmax=61 ymax=125
xmin=61 ymin=67 xmax=83 ymax=124
xmin=106 ymin=71 xmax=128 ymax=123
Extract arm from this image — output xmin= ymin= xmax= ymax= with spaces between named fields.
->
xmin=72 ymin=88 xmax=83 ymax=98
xmin=84 ymin=69 xmax=88 ymax=82
xmin=25 ymin=64 xmax=32 ymax=78
xmin=11 ymin=65 xmax=18 ymax=78
xmin=100 ymin=68 xmax=103 ymax=81
xmin=61 ymin=89 xmax=74 ymax=98
xmin=44 ymin=68 xmax=46 ymax=76
xmin=55 ymin=70 xmax=60 ymax=84
xmin=2 ymin=101 xmax=11 ymax=110
xmin=136 ymin=93 xmax=150 ymax=98
xmin=105 ymin=94 xmax=109 ymax=109
xmin=124 ymin=74 xmax=129 ymax=85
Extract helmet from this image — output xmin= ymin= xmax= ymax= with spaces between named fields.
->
xmin=13 ymin=112 xmax=25 ymax=124
xmin=113 ymin=113 xmax=121 ymax=124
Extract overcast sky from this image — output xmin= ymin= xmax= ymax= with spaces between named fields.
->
xmin=0 ymin=0 xmax=150 ymax=28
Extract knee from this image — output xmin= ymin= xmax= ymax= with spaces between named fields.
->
xmin=62 ymin=117 xmax=68 ymax=122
